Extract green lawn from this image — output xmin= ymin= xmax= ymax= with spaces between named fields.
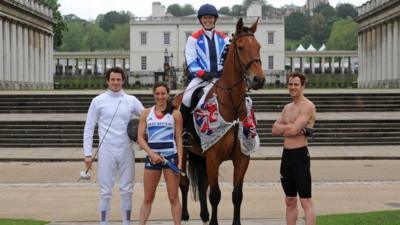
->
xmin=317 ymin=210 xmax=400 ymax=225
xmin=0 ymin=219 xmax=49 ymax=225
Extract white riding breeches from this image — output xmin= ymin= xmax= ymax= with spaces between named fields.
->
xmin=182 ymin=77 xmax=207 ymax=107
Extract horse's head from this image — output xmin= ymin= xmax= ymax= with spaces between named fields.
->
xmin=232 ymin=18 xmax=265 ymax=90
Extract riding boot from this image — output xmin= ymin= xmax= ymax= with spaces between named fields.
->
xmin=180 ymin=104 xmax=191 ymax=146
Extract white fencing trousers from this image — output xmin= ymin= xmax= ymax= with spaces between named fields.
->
xmin=98 ymin=144 xmax=135 ymax=225
xmin=182 ymin=77 xmax=207 ymax=107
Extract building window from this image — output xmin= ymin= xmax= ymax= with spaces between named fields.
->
xmin=163 ymin=32 xmax=170 ymax=44
xmin=267 ymin=32 xmax=274 ymax=45
xmin=141 ymin=56 xmax=147 ymax=70
xmin=268 ymin=56 xmax=274 ymax=69
xmin=185 ymin=32 xmax=192 ymax=40
xmin=140 ymin=32 xmax=147 ymax=45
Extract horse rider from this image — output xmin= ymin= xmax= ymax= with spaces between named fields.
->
xmin=180 ymin=3 xmax=230 ymax=126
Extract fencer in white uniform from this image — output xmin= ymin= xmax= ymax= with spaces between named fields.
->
xmin=83 ymin=67 xmax=144 ymax=225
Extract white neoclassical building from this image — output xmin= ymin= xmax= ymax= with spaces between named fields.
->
xmin=129 ymin=1 xmax=285 ymax=86
xmin=0 ymin=0 xmax=54 ymax=90
xmin=357 ymin=0 xmax=399 ymax=88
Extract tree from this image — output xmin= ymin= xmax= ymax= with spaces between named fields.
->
xmin=310 ymin=13 xmax=326 ymax=45
xmin=181 ymin=4 xmax=195 ymax=16
xmin=167 ymin=4 xmax=182 ymax=17
xmin=98 ymin=11 xmax=131 ymax=32
xmin=86 ymin=23 xmax=108 ymax=51
xmin=285 ymin=12 xmax=310 ymax=40
xmin=107 ymin=23 xmax=130 ymax=50
xmin=231 ymin=5 xmax=245 ymax=16
xmin=336 ymin=3 xmax=358 ymax=19
xmin=314 ymin=3 xmax=336 ymax=20
xmin=58 ymin=21 xmax=89 ymax=51
xmin=299 ymin=34 xmax=314 ymax=49
xmin=219 ymin=6 xmax=231 ymax=16
xmin=37 ymin=0 xmax=67 ymax=49
xmin=327 ymin=18 xmax=358 ymax=50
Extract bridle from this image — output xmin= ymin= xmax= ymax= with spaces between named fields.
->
xmin=214 ymin=31 xmax=262 ymax=119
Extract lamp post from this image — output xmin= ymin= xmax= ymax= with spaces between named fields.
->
xmin=169 ymin=53 xmax=177 ymax=90
xmin=163 ymin=48 xmax=170 ymax=83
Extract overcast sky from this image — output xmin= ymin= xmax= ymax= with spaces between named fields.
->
xmin=58 ymin=0 xmax=367 ymax=20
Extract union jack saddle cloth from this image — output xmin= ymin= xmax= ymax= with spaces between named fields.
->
xmin=193 ymin=86 xmax=260 ymax=155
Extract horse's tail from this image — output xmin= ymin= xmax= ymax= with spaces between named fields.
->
xmin=187 ymin=150 xmax=207 ymax=201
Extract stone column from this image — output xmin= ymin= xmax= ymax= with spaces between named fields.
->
xmin=331 ymin=57 xmax=335 ymax=74
xmin=11 ymin=22 xmax=17 ymax=84
xmin=17 ymin=25 xmax=23 ymax=83
xmin=300 ymin=57 xmax=304 ymax=73
xmin=28 ymin=28 xmax=34 ymax=83
xmin=371 ymin=28 xmax=376 ymax=81
xmin=310 ymin=57 xmax=315 ymax=73
xmin=49 ymin=36 xmax=54 ymax=83
xmin=387 ymin=21 xmax=393 ymax=82
xmin=35 ymin=31 xmax=40 ymax=84
xmin=290 ymin=57 xmax=295 ymax=72
xmin=393 ymin=18 xmax=399 ymax=83
xmin=4 ymin=20 xmax=11 ymax=82
xmin=0 ymin=19 xmax=3 ymax=82
xmin=367 ymin=29 xmax=372 ymax=87
xmin=376 ymin=25 xmax=382 ymax=82
xmin=381 ymin=23 xmax=387 ymax=85
xmin=40 ymin=32 xmax=45 ymax=84
xmin=44 ymin=34 xmax=49 ymax=85
xmin=23 ymin=26 xmax=29 ymax=83
xmin=321 ymin=57 xmax=325 ymax=73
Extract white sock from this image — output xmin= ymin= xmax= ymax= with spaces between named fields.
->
xmin=121 ymin=195 xmax=132 ymax=225
xmin=100 ymin=197 xmax=111 ymax=225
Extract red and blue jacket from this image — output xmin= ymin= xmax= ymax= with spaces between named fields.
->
xmin=185 ymin=28 xmax=230 ymax=79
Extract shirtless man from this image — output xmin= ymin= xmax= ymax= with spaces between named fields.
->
xmin=272 ymin=72 xmax=316 ymax=225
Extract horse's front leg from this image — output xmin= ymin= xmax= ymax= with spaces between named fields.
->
xmin=180 ymin=148 xmax=190 ymax=222
xmin=232 ymin=152 xmax=250 ymax=225
xmin=180 ymin=174 xmax=190 ymax=222
xmin=207 ymin=156 xmax=222 ymax=225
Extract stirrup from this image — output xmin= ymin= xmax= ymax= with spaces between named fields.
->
xmin=182 ymin=130 xmax=192 ymax=146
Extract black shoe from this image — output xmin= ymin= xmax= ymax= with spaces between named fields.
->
xmin=180 ymin=104 xmax=191 ymax=146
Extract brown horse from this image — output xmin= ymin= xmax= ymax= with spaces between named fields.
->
xmin=174 ymin=18 xmax=265 ymax=225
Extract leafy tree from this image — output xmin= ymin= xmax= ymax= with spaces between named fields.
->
xmin=327 ymin=18 xmax=358 ymax=50
xmin=167 ymin=4 xmax=182 ymax=17
xmin=86 ymin=23 xmax=108 ymax=51
xmin=285 ymin=12 xmax=310 ymax=40
xmin=310 ymin=13 xmax=326 ymax=45
xmin=107 ymin=23 xmax=130 ymax=50
xmin=37 ymin=0 xmax=67 ymax=49
xmin=58 ymin=21 xmax=89 ymax=51
xmin=63 ymin=14 xmax=86 ymax=22
xmin=299 ymin=34 xmax=314 ymax=49
xmin=336 ymin=3 xmax=358 ymax=19
xmin=181 ymin=4 xmax=195 ymax=16
xmin=231 ymin=5 xmax=245 ymax=16
xmin=314 ymin=3 xmax=336 ymax=20
xmin=262 ymin=4 xmax=277 ymax=16
xmin=98 ymin=11 xmax=131 ymax=32
xmin=219 ymin=6 xmax=231 ymax=16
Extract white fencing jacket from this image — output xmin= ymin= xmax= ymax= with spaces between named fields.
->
xmin=83 ymin=89 xmax=144 ymax=156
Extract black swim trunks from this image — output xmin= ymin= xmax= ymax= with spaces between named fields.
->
xmin=280 ymin=146 xmax=312 ymax=198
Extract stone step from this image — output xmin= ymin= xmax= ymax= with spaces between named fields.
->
xmin=1 ymin=93 xmax=400 ymax=113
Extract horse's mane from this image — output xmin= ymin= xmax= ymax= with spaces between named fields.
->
xmin=220 ymin=26 xmax=254 ymax=64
